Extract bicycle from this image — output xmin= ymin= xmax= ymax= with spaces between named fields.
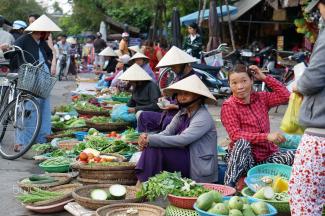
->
xmin=0 ymin=46 xmax=56 ymax=160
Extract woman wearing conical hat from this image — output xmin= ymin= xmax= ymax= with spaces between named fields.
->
xmin=118 ymin=64 xmax=161 ymax=114
xmin=137 ymin=46 xmax=198 ymax=133
xmin=136 ymin=75 xmax=218 ymax=183
xmin=4 ymin=15 xmax=62 ymax=152
xmin=94 ymin=46 xmax=118 ymax=83
xmin=129 ymin=52 xmax=157 ymax=81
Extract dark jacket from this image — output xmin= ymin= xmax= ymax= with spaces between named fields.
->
xmin=297 ymin=21 xmax=325 ymax=129
xmin=183 ymin=34 xmax=203 ymax=59
xmin=127 ymin=81 xmax=161 ymax=112
xmin=94 ymin=38 xmax=107 ymax=53
xmin=104 ymin=57 xmax=118 ymax=73
xmin=5 ymin=33 xmax=52 ymax=72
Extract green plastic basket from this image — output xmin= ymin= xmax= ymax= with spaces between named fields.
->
xmin=241 ymin=187 xmax=290 ymax=213
xmin=247 ymin=163 xmax=292 ymax=180
xmin=166 ymin=205 xmax=198 ymax=216
xmin=39 ymin=163 xmax=70 ymax=173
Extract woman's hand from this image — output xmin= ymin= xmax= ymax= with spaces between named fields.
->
xmin=138 ymin=133 xmax=149 ymax=151
xmin=267 ymin=132 xmax=286 ymax=144
xmin=249 ymin=65 xmax=267 ymax=81
xmin=161 ymin=104 xmax=179 ymax=110
xmin=0 ymin=43 xmax=10 ymax=51
xmin=128 ymin=107 xmax=136 ymax=113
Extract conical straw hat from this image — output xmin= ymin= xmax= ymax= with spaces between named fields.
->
xmin=163 ymin=75 xmax=217 ymax=104
xmin=128 ymin=45 xmax=142 ymax=53
xmin=99 ymin=46 xmax=117 ymax=56
xmin=114 ymin=49 xmax=123 ymax=57
xmin=129 ymin=52 xmax=149 ymax=61
xmin=118 ymin=64 xmax=152 ymax=81
xmin=156 ymin=46 xmax=197 ymax=68
xmin=25 ymin=15 xmax=62 ymax=32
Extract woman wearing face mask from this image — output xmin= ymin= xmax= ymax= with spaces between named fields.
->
xmin=128 ymin=52 xmax=157 ymax=81
xmin=136 ymin=75 xmax=218 ymax=183
xmin=288 ymin=1 xmax=325 ymax=215
xmin=221 ymin=64 xmax=294 ymax=188
xmin=4 ymin=15 xmax=61 ymax=151
xmin=137 ymin=46 xmax=197 ymax=133
xmin=117 ymin=64 xmax=161 ymax=114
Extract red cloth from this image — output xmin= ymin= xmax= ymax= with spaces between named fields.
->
xmin=145 ymin=48 xmax=161 ymax=71
xmin=221 ymin=76 xmax=290 ymax=162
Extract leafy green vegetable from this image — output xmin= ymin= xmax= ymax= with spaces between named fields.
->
xmin=17 ymin=188 xmax=64 ymax=204
xmin=122 ymin=128 xmax=139 ymax=142
xmin=31 ymin=143 xmax=52 ymax=152
xmin=78 ymin=94 xmax=95 ymax=101
xmin=89 ymin=116 xmax=112 ymax=124
xmin=114 ymin=92 xmax=131 ymax=98
xmin=136 ymin=171 xmax=209 ymax=201
xmin=74 ymin=101 xmax=106 ymax=112
xmin=54 ymin=104 xmax=74 ymax=112
xmin=40 ymin=157 xmax=73 ymax=166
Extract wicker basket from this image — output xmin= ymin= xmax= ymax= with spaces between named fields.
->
xmin=57 ymin=139 xmax=80 ymax=150
xmin=241 ymin=187 xmax=290 ymax=213
xmin=52 ymin=126 xmax=87 ymax=133
xmin=96 ymin=203 xmax=165 ymax=216
xmin=167 ymin=184 xmax=236 ymax=209
xmin=77 ymin=177 xmax=137 ymax=185
xmin=75 ymin=108 xmax=110 ymax=116
xmin=18 ymin=173 xmax=73 ymax=192
xmin=32 ymin=183 xmax=82 ymax=207
xmin=72 ymin=184 xmax=143 ymax=210
xmin=46 ymin=128 xmax=88 ymax=142
xmin=85 ymin=120 xmax=130 ymax=132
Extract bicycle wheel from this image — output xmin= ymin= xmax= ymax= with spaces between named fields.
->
xmin=0 ymin=86 xmax=9 ymax=115
xmin=0 ymin=95 xmax=41 ymax=160
xmin=158 ymin=68 xmax=176 ymax=89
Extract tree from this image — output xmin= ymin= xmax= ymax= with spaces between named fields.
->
xmin=0 ymin=0 xmax=44 ymax=22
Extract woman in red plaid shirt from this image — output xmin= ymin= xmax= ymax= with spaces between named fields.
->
xmin=221 ymin=64 xmax=295 ymax=187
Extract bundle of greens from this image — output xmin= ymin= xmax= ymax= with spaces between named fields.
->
xmin=31 ymin=143 xmax=52 ymax=152
xmin=74 ymin=101 xmax=105 ymax=112
xmin=89 ymin=116 xmax=112 ymax=124
xmin=136 ymin=171 xmax=210 ymax=201
xmin=54 ymin=104 xmax=74 ymax=113
xmin=121 ymin=128 xmax=139 ymax=142
xmin=51 ymin=116 xmax=86 ymax=129
xmin=17 ymin=188 xmax=64 ymax=204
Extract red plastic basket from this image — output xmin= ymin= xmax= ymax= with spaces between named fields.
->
xmin=167 ymin=184 xmax=236 ymax=210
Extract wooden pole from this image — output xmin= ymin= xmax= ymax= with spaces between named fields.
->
xmin=225 ymin=0 xmax=235 ymax=50
xmin=199 ymin=0 xmax=207 ymax=28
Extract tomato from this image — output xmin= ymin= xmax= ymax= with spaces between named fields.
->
xmin=110 ymin=131 xmax=117 ymax=137
xmin=79 ymin=152 xmax=88 ymax=161
xmin=94 ymin=156 xmax=101 ymax=162
xmin=87 ymin=153 xmax=95 ymax=159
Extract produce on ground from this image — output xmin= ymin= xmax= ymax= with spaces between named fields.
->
xmin=40 ymin=157 xmax=73 ymax=166
xmin=90 ymin=184 xmax=127 ymax=201
xmin=31 ymin=143 xmax=52 ymax=152
xmin=196 ymin=192 xmax=270 ymax=215
xmin=121 ymin=128 xmax=139 ymax=142
xmin=78 ymin=150 xmax=121 ymax=164
xmin=51 ymin=115 xmax=86 ymax=129
xmin=136 ymin=171 xmax=210 ymax=201
xmin=54 ymin=104 xmax=74 ymax=113
xmin=74 ymin=101 xmax=106 ymax=112
xmin=17 ymin=188 xmax=64 ymax=204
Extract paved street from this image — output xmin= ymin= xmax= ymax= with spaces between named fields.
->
xmin=0 ymin=76 xmax=287 ymax=216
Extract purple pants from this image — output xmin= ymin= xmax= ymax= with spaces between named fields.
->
xmin=136 ymin=147 xmax=190 ymax=182
xmin=137 ymin=111 xmax=177 ymax=133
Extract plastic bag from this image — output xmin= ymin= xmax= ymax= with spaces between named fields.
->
xmin=111 ymin=105 xmax=136 ymax=122
xmin=280 ymin=93 xmax=304 ymax=134
xmin=279 ymin=134 xmax=302 ymax=149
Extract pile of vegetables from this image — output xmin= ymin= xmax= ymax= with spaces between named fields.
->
xmin=51 ymin=115 xmax=86 ymax=129
xmin=74 ymin=101 xmax=105 ymax=112
xmin=17 ymin=188 xmax=64 ymax=204
xmin=21 ymin=175 xmax=58 ymax=184
xmin=121 ymin=128 xmax=139 ymax=142
xmin=196 ymin=192 xmax=271 ymax=215
xmin=40 ymin=157 xmax=73 ymax=166
xmin=31 ymin=143 xmax=52 ymax=152
xmin=54 ymin=104 xmax=74 ymax=113
xmin=88 ymin=116 xmax=112 ymax=124
xmin=113 ymin=92 xmax=131 ymax=98
xmin=78 ymin=148 xmax=121 ymax=163
xmin=90 ymin=184 xmax=127 ymax=201
xmin=77 ymin=94 xmax=95 ymax=102
xmin=136 ymin=172 xmax=210 ymax=201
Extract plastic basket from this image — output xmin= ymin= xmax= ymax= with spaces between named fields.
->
xmin=244 ymin=173 xmax=290 ymax=192
xmin=18 ymin=63 xmax=57 ymax=99
xmin=111 ymin=96 xmax=131 ymax=103
xmin=166 ymin=205 xmax=198 ymax=216
xmin=39 ymin=163 xmax=70 ymax=173
xmin=194 ymin=196 xmax=278 ymax=216
xmin=167 ymin=184 xmax=236 ymax=209
xmin=241 ymin=187 xmax=290 ymax=213
xmin=247 ymin=163 xmax=292 ymax=180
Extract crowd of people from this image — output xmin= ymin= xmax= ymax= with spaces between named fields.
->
xmin=0 ymin=1 xmax=324 ymax=215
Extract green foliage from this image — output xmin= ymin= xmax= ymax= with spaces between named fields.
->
xmin=0 ymin=0 xmax=44 ymax=22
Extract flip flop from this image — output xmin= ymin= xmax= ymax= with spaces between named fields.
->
xmin=14 ymin=144 xmax=23 ymax=152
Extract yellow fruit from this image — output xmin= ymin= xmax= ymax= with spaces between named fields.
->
xmin=272 ymin=176 xmax=289 ymax=193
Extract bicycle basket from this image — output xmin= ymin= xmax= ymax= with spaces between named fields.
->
xmin=17 ymin=63 xmax=57 ymax=98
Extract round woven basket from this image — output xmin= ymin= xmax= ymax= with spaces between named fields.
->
xmin=85 ymin=120 xmax=130 ymax=132
xmin=30 ymin=183 xmax=82 ymax=207
xmin=57 ymin=139 xmax=80 ymax=150
xmin=18 ymin=173 xmax=73 ymax=192
xmin=72 ymin=184 xmax=143 ymax=210
xmin=46 ymin=128 xmax=88 ymax=142
xmin=77 ymin=177 xmax=137 ymax=185
xmin=72 ymin=161 xmax=136 ymax=171
xmin=167 ymin=184 xmax=236 ymax=210
xmin=52 ymin=126 xmax=87 ymax=133
xmin=96 ymin=203 xmax=165 ymax=216
xmin=75 ymin=108 xmax=110 ymax=116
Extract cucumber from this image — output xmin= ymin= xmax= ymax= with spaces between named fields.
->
xmin=108 ymin=184 xmax=127 ymax=200
xmin=31 ymin=179 xmax=58 ymax=184
xmin=29 ymin=175 xmax=54 ymax=182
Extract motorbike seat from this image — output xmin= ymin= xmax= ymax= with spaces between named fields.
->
xmin=7 ymin=73 xmax=18 ymax=81
xmin=192 ymin=63 xmax=222 ymax=75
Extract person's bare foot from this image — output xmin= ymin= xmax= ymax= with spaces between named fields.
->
xmin=13 ymin=144 xmax=23 ymax=152
xmin=135 ymin=180 xmax=142 ymax=190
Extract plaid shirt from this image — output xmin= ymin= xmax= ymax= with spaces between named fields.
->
xmin=221 ymin=76 xmax=290 ymax=162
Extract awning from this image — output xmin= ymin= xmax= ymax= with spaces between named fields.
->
xmin=229 ymin=0 xmax=262 ymax=21
xmin=179 ymin=5 xmax=238 ymax=26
